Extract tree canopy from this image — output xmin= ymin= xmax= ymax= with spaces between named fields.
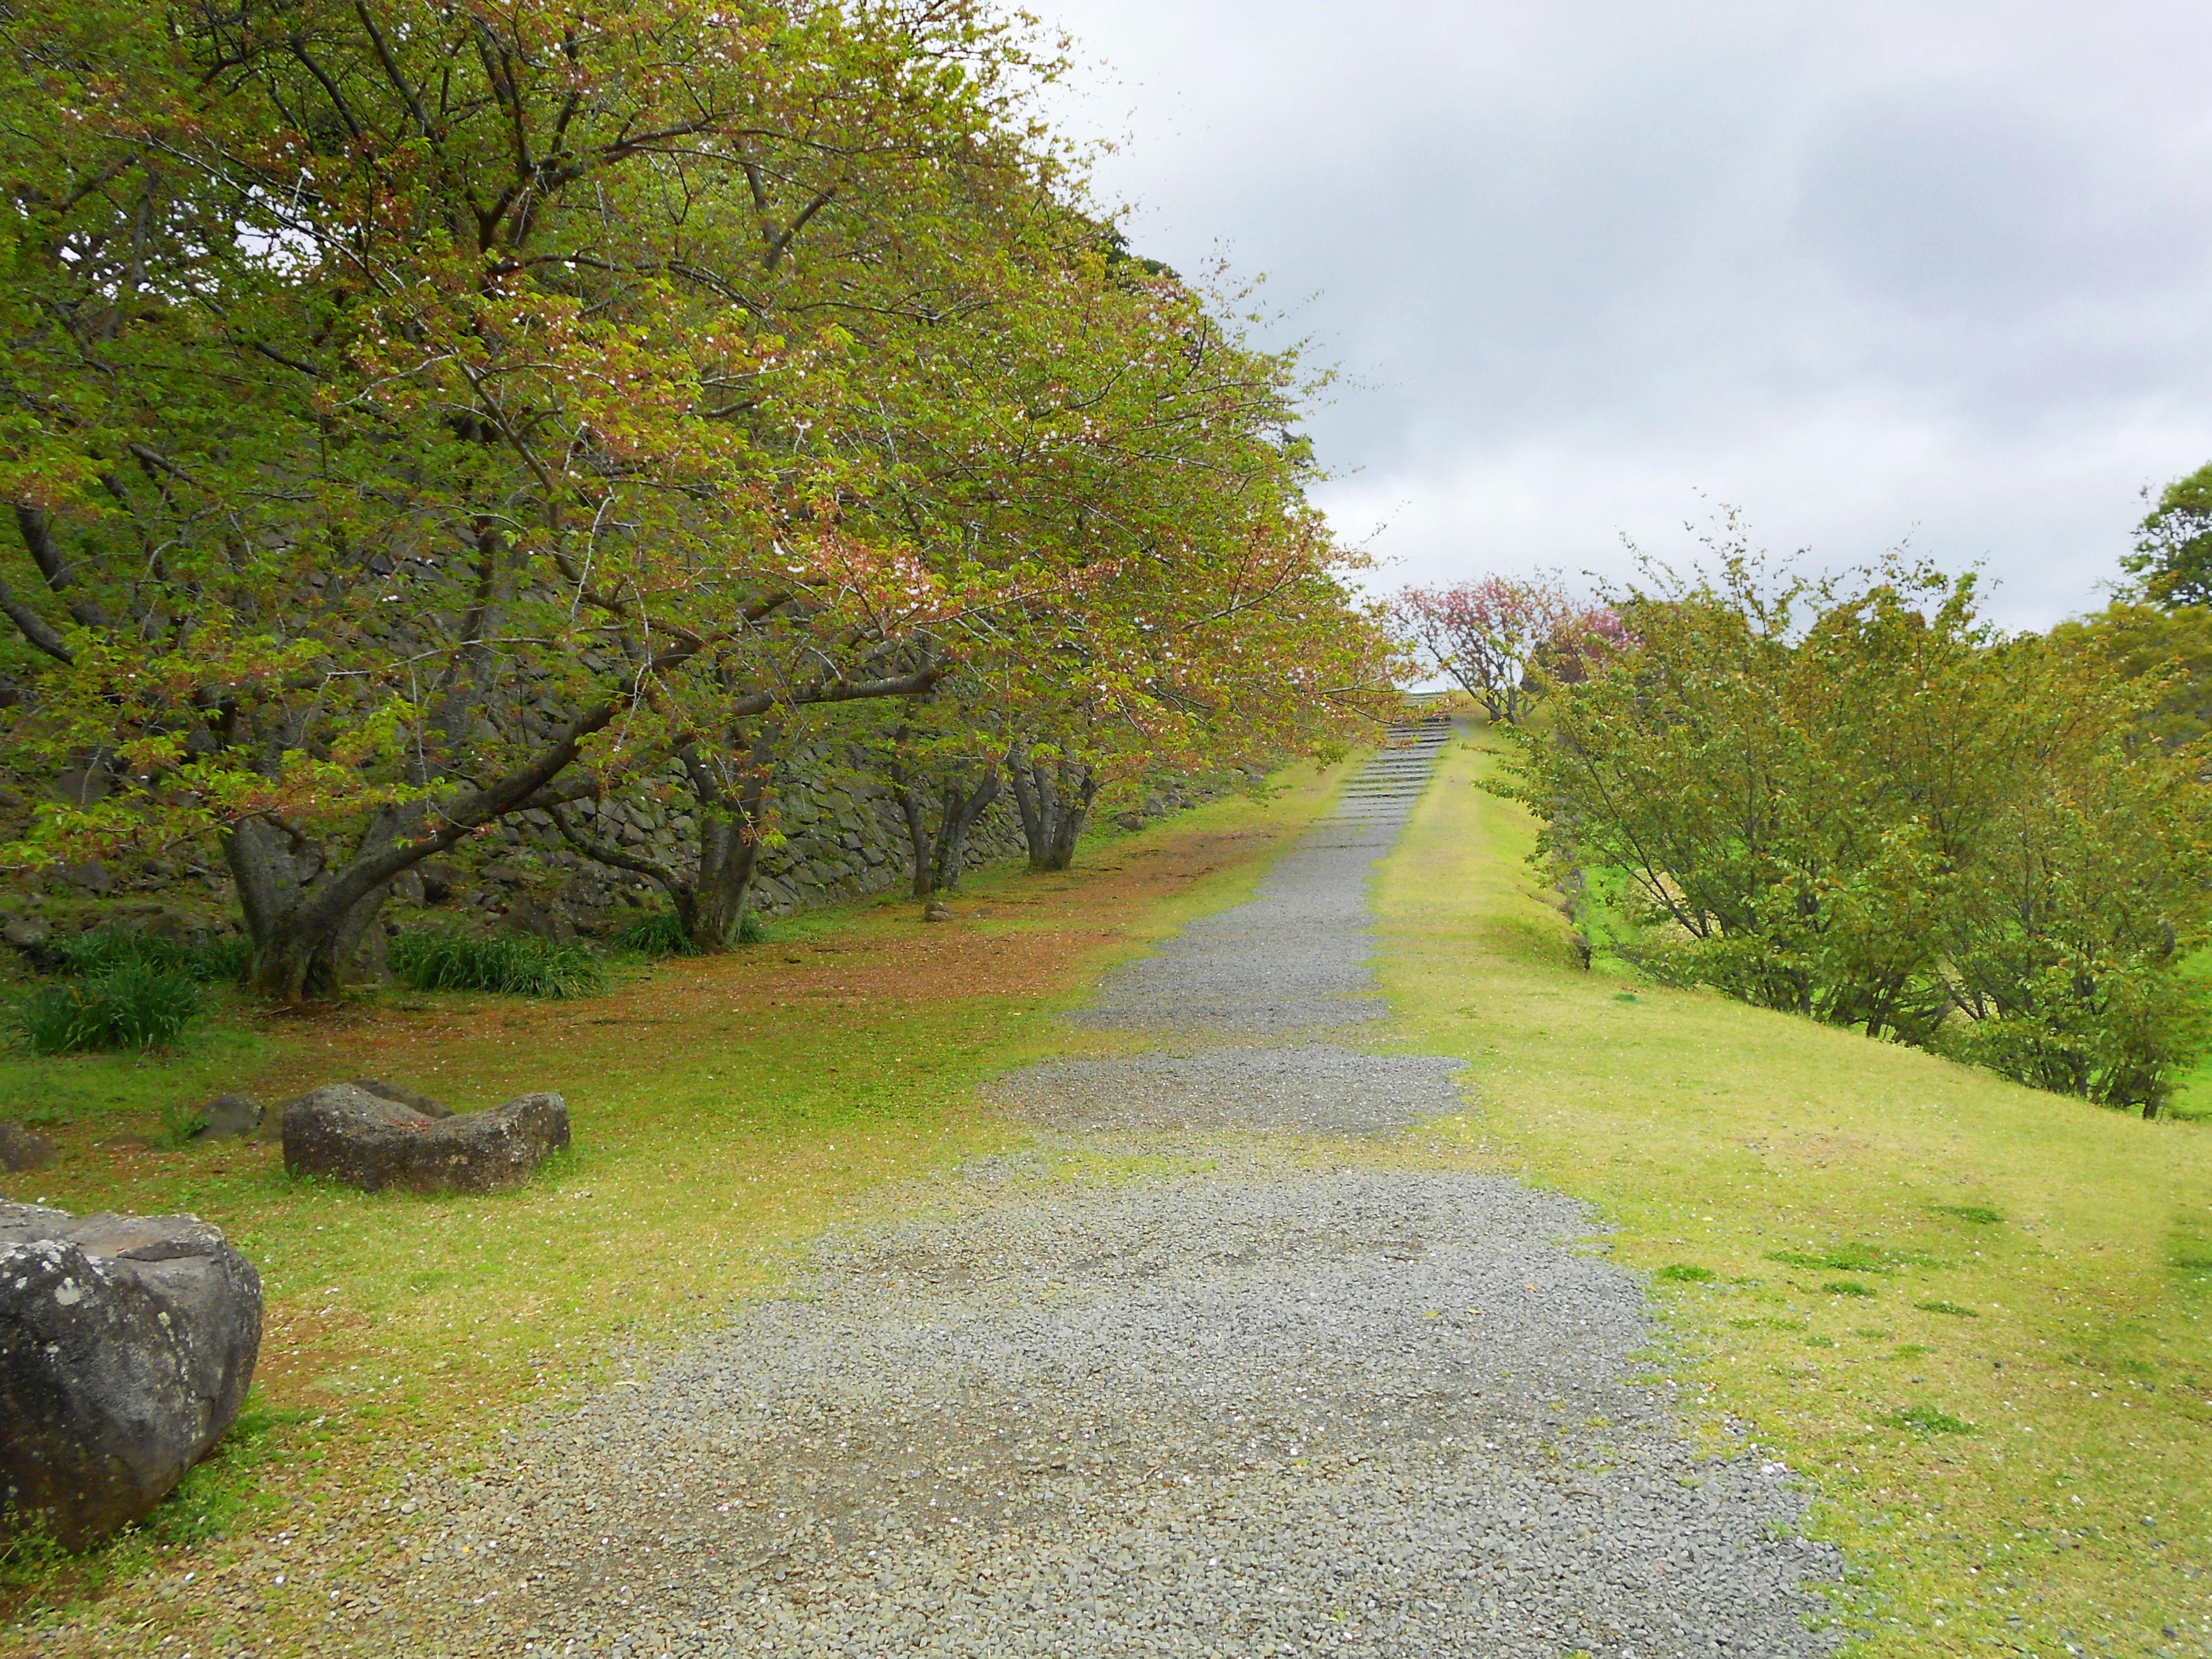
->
xmin=0 ymin=0 xmax=1391 ymax=994
xmin=2124 ymin=461 xmax=2212 ymax=609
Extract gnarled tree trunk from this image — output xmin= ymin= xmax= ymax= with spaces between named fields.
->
xmin=1007 ymin=747 xmax=1096 ymax=873
xmin=933 ymin=768 xmax=1001 ymax=891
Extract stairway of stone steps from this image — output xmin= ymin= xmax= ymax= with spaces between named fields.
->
xmin=1310 ymin=717 xmax=1452 ymax=841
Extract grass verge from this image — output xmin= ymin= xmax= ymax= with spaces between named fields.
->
xmin=1376 ymin=723 xmax=2212 ymax=1657
xmin=0 ymin=753 xmax=1354 ymax=1654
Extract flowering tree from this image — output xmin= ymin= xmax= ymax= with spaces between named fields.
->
xmin=1392 ymin=576 xmax=1618 ymax=723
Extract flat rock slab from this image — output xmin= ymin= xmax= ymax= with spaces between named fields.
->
xmin=282 ymin=1084 xmax=567 ymax=1195
xmin=992 ymin=1045 xmax=1466 ymax=1135
xmin=400 ymin=1171 xmax=1839 ymax=1657
xmin=189 ymin=1093 xmax=263 ymax=1141
xmin=0 ymin=1202 xmax=261 ymax=1548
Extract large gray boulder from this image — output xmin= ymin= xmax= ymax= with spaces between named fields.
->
xmin=0 ymin=1202 xmax=262 ymax=1548
xmin=282 ymin=1084 xmax=567 ymax=1195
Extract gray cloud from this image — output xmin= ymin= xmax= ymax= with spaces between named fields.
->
xmin=1041 ymin=0 xmax=2212 ymax=625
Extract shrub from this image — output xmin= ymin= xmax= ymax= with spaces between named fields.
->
xmin=389 ymin=930 xmax=605 ymax=998
xmin=1504 ymin=555 xmax=2212 ymax=1112
xmin=14 ymin=964 xmax=203 ymax=1053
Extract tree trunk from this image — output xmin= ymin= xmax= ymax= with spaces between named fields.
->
xmin=227 ymin=814 xmax=400 ymax=999
xmin=900 ymin=778 xmax=939 ymax=899
xmin=677 ymin=730 xmax=777 ymax=951
xmin=933 ymin=768 xmax=1000 ymax=892
xmin=686 ymin=811 xmax=765 ymax=948
xmin=1008 ymin=749 xmax=1096 ymax=873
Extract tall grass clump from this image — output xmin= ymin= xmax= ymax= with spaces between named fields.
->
xmin=389 ymin=929 xmax=606 ymax=998
xmin=14 ymin=963 xmax=203 ymax=1054
xmin=611 ymin=909 xmax=698 ymax=956
xmin=613 ymin=906 xmax=765 ymax=954
xmin=56 ymin=926 xmax=249 ymax=984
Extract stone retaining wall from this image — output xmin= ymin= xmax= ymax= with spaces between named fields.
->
xmin=0 ymin=750 xmax=1273 ymax=964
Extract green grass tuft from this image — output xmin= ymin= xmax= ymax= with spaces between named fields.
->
xmin=56 ymin=926 xmax=249 ymax=984
xmin=1654 ymin=1263 xmax=1716 ymax=1283
xmin=1767 ymin=1243 xmax=1894 ymax=1273
xmin=389 ymin=929 xmax=606 ymax=998
xmin=1915 ymin=1300 xmax=1980 ymax=1317
xmin=610 ymin=909 xmax=698 ymax=956
xmin=145 ymin=1397 xmax=313 ymax=1547
xmin=1886 ymin=1405 xmax=1975 ymax=1436
xmin=1931 ymin=1204 xmax=2005 ymax=1225
xmin=1822 ymin=1279 xmax=1879 ymax=1298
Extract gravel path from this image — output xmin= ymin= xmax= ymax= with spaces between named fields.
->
xmin=384 ymin=726 xmax=1842 ymax=1657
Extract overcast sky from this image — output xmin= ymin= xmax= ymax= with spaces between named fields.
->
xmin=1038 ymin=0 xmax=2212 ymax=628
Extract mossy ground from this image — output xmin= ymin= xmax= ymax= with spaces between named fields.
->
xmin=1376 ymin=725 xmax=2212 ymax=1658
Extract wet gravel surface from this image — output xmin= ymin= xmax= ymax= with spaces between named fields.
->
xmin=373 ymin=726 xmax=1842 ymax=1657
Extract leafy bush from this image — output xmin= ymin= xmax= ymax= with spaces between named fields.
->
xmin=389 ymin=930 xmax=605 ymax=998
xmin=15 ymin=964 xmax=203 ymax=1053
xmin=1504 ymin=553 xmax=2212 ymax=1113
xmin=611 ymin=910 xmax=698 ymax=956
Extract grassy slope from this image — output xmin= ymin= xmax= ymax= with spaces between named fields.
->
xmin=1376 ymin=726 xmax=2212 ymax=1659
xmin=0 ymin=755 xmax=1353 ymax=1652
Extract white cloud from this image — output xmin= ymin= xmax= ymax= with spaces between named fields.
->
xmin=1040 ymin=0 xmax=2212 ymax=627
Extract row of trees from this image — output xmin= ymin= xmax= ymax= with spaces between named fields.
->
xmin=0 ymin=0 xmax=1393 ymax=997
xmin=1427 ymin=476 xmax=2212 ymax=1115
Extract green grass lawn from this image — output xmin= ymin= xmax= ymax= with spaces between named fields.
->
xmin=1377 ymin=725 xmax=2212 ymax=1658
